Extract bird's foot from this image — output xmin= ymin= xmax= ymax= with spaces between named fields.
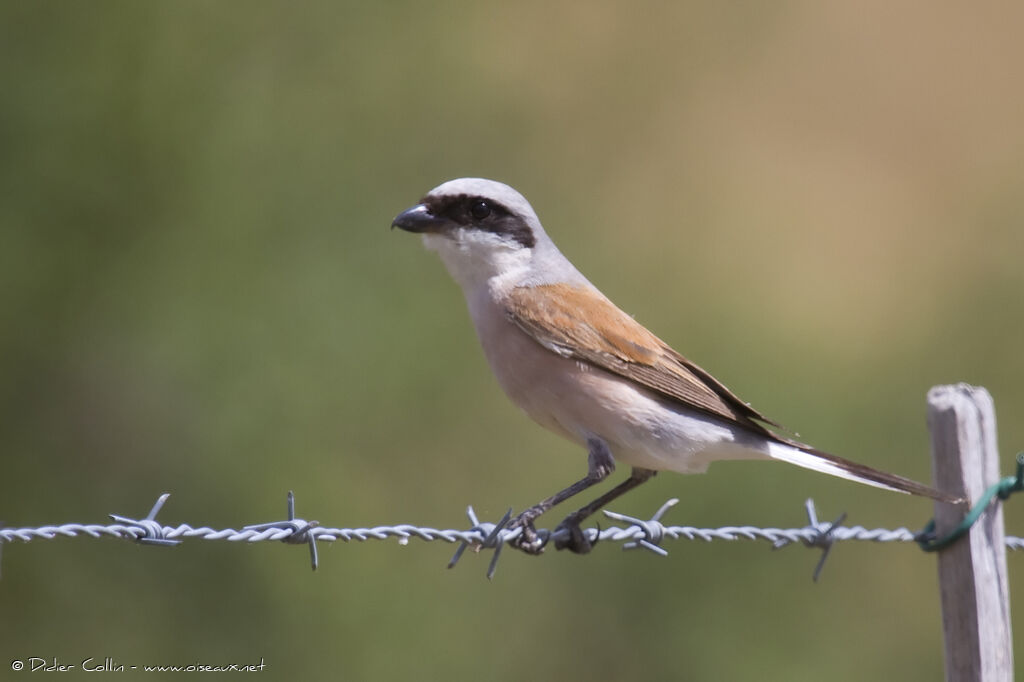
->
xmin=553 ymin=514 xmax=597 ymax=554
xmin=507 ymin=510 xmax=548 ymax=555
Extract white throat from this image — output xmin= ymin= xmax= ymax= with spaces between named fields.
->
xmin=422 ymin=230 xmax=532 ymax=294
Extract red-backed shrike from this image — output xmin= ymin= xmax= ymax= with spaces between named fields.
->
xmin=392 ymin=178 xmax=957 ymax=553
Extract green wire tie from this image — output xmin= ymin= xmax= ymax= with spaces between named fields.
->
xmin=916 ymin=452 xmax=1024 ymax=552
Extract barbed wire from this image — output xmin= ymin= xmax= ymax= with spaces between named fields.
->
xmin=1 ymin=493 xmax=1020 ymax=580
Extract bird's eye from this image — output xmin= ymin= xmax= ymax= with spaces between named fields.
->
xmin=470 ymin=199 xmax=492 ymax=220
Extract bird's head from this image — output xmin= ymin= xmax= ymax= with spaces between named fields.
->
xmin=393 ymin=178 xmax=577 ymax=292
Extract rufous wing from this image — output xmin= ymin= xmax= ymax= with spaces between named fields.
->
xmin=503 ymin=283 xmax=962 ymax=504
xmin=503 ymin=283 xmax=778 ymax=432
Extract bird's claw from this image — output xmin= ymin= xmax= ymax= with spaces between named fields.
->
xmin=507 ymin=509 xmax=598 ymax=554
xmin=553 ymin=517 xmax=596 ymax=554
xmin=508 ymin=512 xmax=547 ymax=555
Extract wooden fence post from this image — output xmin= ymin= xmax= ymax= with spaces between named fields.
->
xmin=927 ymin=384 xmax=1013 ymax=682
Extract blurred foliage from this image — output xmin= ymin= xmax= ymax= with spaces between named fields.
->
xmin=1 ymin=2 xmax=1022 ymax=680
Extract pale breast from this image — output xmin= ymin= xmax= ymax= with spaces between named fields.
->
xmin=465 ymin=289 xmax=766 ymax=473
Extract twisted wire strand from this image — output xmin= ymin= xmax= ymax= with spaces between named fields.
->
xmin=3 ymin=494 xmax=1019 ymax=580
xmin=2 ymin=498 xmax=1020 ymax=550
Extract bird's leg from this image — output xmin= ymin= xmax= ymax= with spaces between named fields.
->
xmin=509 ymin=438 xmax=615 ymax=555
xmin=554 ymin=467 xmax=657 ymax=554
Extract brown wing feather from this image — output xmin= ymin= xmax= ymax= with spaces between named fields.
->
xmin=504 ymin=283 xmax=777 ymax=432
xmin=504 ymin=283 xmax=962 ymax=504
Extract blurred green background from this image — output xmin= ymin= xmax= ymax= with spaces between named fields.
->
xmin=2 ymin=2 xmax=1022 ymax=680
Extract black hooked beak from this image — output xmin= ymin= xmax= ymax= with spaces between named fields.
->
xmin=391 ymin=204 xmax=448 ymax=234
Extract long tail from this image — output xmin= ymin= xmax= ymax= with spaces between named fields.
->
xmin=766 ymin=439 xmax=963 ymax=504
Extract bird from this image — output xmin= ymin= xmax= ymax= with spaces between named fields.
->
xmin=391 ymin=177 xmax=958 ymax=554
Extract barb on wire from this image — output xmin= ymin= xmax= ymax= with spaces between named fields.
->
xmin=244 ymin=491 xmax=321 ymax=571
xmin=448 ymin=506 xmax=513 ymax=580
xmin=109 ymin=493 xmax=181 ymax=547
xmin=1 ymin=492 xmax=1020 ymax=581
xmin=769 ymin=499 xmax=848 ymax=582
xmin=603 ymin=498 xmax=679 ymax=556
